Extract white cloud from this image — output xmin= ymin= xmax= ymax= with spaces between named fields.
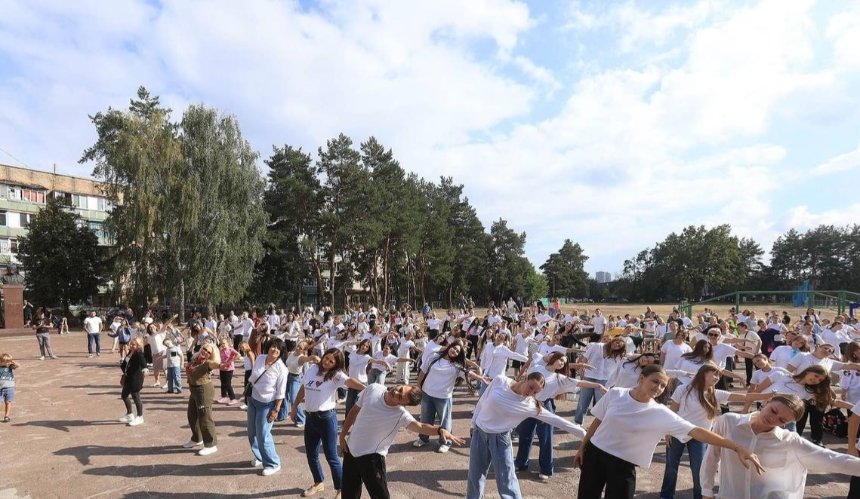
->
xmin=783 ymin=204 xmax=860 ymax=229
xmin=811 ymin=143 xmax=860 ymax=176
xmin=828 ymin=3 xmax=860 ymax=70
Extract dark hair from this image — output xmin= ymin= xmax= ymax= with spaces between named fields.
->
xmin=267 ymin=337 xmax=288 ymax=363
xmin=356 ymin=339 xmax=372 ymax=354
xmin=404 ymin=386 xmax=423 ymax=406
xmin=284 ymin=339 xmax=297 ymax=353
xmin=792 ymin=365 xmax=835 ymax=411
xmin=544 ymin=352 xmax=566 ymax=370
xmin=524 ymin=371 xmax=547 ymax=415
xmin=683 ymin=363 xmax=720 ymax=420
xmin=682 ymin=340 xmax=714 ymax=363
xmin=623 ymin=353 xmax=659 ymax=370
xmin=603 ymin=337 xmax=627 ymax=359
xmin=319 ymin=348 xmax=346 ymax=382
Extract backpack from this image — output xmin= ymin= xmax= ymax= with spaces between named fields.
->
xmin=823 ymin=408 xmax=848 ymax=437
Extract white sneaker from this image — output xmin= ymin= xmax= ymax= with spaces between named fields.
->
xmin=261 ymin=465 xmax=281 ymax=476
xmin=127 ymin=416 xmax=144 ymax=426
xmin=413 ymin=439 xmax=427 ymax=448
xmin=538 ymin=473 xmax=550 ymax=480
xmin=437 ymin=444 xmax=451 ymax=453
xmin=197 ymin=446 xmax=218 ymax=456
xmin=239 ymin=404 xmax=248 ymax=410
xmin=251 ymin=458 xmax=263 ymax=468
xmin=182 ymin=440 xmax=203 ymax=449
xmin=118 ymin=414 xmax=134 ymax=423
xmin=39 ymin=356 xmax=45 ymax=361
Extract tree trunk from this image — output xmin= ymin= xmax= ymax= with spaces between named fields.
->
xmin=179 ymin=277 xmax=186 ymax=323
xmin=382 ymin=236 xmax=391 ymax=308
xmin=328 ymin=249 xmax=336 ymax=309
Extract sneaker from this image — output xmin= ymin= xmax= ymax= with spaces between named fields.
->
xmin=96 ymin=353 xmax=101 ymax=357
xmin=119 ymin=414 xmax=134 ymax=423
xmin=301 ymin=483 xmax=325 ymax=497
xmin=39 ymin=356 xmax=45 ymax=361
xmin=216 ymin=397 xmax=228 ymax=404
xmin=153 ymin=383 xmax=162 ymax=388
xmin=228 ymin=399 xmax=240 ymax=406
xmin=197 ymin=446 xmax=218 ymax=456
xmin=182 ymin=440 xmax=203 ymax=449
xmin=128 ymin=416 xmax=144 ymax=426
xmin=239 ymin=404 xmax=248 ymax=410
xmin=295 ymin=422 xmax=305 ymax=429
xmin=2 ymin=416 xmax=10 ymax=423
xmin=437 ymin=444 xmax=451 ymax=453
xmin=261 ymin=465 xmax=281 ymax=476
xmin=88 ymin=354 xmax=93 ymax=358
xmin=251 ymin=458 xmax=263 ymax=468
xmin=50 ymin=356 xmax=58 ymax=359
xmin=412 ymin=439 xmax=427 ymax=448
xmin=538 ymin=473 xmax=550 ymax=480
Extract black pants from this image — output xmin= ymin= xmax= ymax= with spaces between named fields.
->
xmin=342 ymin=451 xmax=389 ymax=499
xmin=849 ymin=476 xmax=860 ymax=499
xmin=121 ymin=386 xmax=143 ymax=416
xmin=219 ymin=370 xmax=235 ymax=399
xmin=744 ymin=357 xmax=754 ymax=385
xmin=797 ymin=400 xmax=824 ymax=442
xmin=577 ymin=441 xmax=636 ymax=499
xmin=233 ymin=335 xmax=243 ymax=351
xmin=466 ymin=335 xmax=479 ymax=360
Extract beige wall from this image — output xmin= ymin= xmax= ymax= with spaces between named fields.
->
xmin=0 ymin=163 xmax=105 ymax=196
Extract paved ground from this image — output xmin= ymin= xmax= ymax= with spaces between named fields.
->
xmin=0 ymin=332 xmax=853 ymax=498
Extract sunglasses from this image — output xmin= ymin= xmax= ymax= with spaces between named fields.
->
xmin=707 ymin=333 xmax=721 ymax=338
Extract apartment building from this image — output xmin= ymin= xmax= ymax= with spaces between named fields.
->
xmin=0 ymin=163 xmax=113 ymax=273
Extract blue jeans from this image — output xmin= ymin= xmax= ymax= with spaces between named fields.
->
xmin=574 ymin=377 xmax=607 ymax=424
xmin=467 ymin=426 xmax=521 ymax=499
xmin=368 ymin=370 xmax=385 ymax=385
xmin=279 ymin=373 xmax=305 ymax=423
xmin=514 ymin=399 xmax=555 ymax=475
xmin=87 ymin=333 xmax=101 ymax=354
xmin=784 ymin=421 xmax=797 ymax=432
xmin=660 ymin=437 xmax=706 ymax=499
xmin=418 ymin=394 xmax=452 ymax=444
xmin=166 ymin=367 xmax=182 ymax=392
xmin=305 ymin=409 xmax=342 ymax=489
xmin=247 ymin=396 xmax=280 ymax=468
xmin=345 ymin=387 xmax=361 ymax=416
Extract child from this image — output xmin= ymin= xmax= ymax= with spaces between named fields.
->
xmin=162 ymin=338 xmax=184 ymax=394
xmin=369 ymin=343 xmax=399 ymax=384
xmin=217 ymin=338 xmax=239 ymax=405
xmin=396 ymin=331 xmax=416 ymax=384
xmin=238 ymin=341 xmax=254 ymax=410
xmin=0 ymin=353 xmax=19 ymax=422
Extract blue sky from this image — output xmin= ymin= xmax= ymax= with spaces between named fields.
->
xmin=1 ymin=0 xmax=859 ymax=276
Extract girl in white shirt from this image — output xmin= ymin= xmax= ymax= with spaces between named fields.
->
xmin=841 ymin=342 xmax=860 ymax=406
xmin=344 ymin=340 xmax=372 ymax=416
xmin=289 ymin=348 xmax=365 ymax=498
xmin=574 ymin=337 xmax=627 ymax=425
xmin=279 ymin=339 xmax=310 ymax=426
xmin=702 ymin=394 xmax=860 ymax=499
xmin=660 ymin=363 xmax=771 ymax=499
xmin=751 ymin=365 xmax=835 ymax=441
xmin=467 ymin=372 xmax=586 ymax=499
xmin=574 ymin=365 xmax=762 ymax=499
xmin=514 ymin=352 xmax=606 ymax=479
xmin=414 ymin=340 xmax=481 ymax=453
xmin=246 ymin=339 xmax=289 ymax=475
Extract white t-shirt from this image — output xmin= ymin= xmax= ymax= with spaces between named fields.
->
xmin=420 ymin=340 xmax=444 ymax=368
xmin=148 ymin=332 xmax=167 ymax=355
xmin=348 ymin=352 xmax=371 ymax=383
xmin=788 ymin=353 xmax=845 ymax=374
xmin=671 ymin=384 xmax=731 ymax=429
xmin=371 ymin=352 xmax=398 ymax=374
xmin=527 ymin=364 xmax=582 ymax=400
xmin=421 ymin=355 xmax=460 ymax=399
xmin=397 ymin=340 xmax=415 ymax=358
xmin=770 ymin=346 xmax=804 ymax=370
xmin=592 ymin=315 xmax=606 ymax=334
xmin=750 ymin=367 xmax=789 ymax=387
xmin=471 ymin=375 xmax=584 ymax=436
xmin=842 ymin=369 xmax=860 ymax=405
xmin=661 ymin=341 xmax=692 ymax=370
xmin=711 ymin=343 xmax=737 ymax=369
xmin=250 ymin=354 xmax=289 ymax=403
xmin=301 ymin=364 xmax=349 ymax=412
xmin=346 ymin=384 xmax=416 ymax=457
xmin=763 ymin=371 xmax=811 ymax=400
xmin=590 ymin=387 xmax=696 ymax=468
xmin=483 ymin=345 xmax=528 ymax=378
xmin=83 ymin=316 xmax=103 ymax=334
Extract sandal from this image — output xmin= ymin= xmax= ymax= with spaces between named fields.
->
xmin=2 ymin=417 xmax=10 ymax=423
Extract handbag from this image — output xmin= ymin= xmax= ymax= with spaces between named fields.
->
xmin=243 ymin=360 xmax=276 ymax=402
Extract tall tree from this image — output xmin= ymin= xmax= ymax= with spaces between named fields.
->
xmin=540 ymin=239 xmax=589 ymax=298
xmin=17 ymin=199 xmax=106 ymax=311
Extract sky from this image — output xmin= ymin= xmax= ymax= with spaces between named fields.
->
xmin=1 ymin=0 xmax=859 ymax=276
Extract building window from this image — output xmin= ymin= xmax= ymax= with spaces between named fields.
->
xmin=20 ymin=213 xmax=32 ymax=227
xmin=0 ymin=238 xmax=16 ymax=254
xmin=0 ymin=184 xmax=6 ymax=199
xmin=0 ymin=211 xmax=5 ymax=226
xmin=7 ymin=186 xmax=21 ymax=201
xmin=21 ymin=189 xmax=46 ymax=204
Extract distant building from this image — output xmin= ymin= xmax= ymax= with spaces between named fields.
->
xmin=595 ymin=271 xmax=611 ymax=284
xmin=1 ymin=163 xmax=114 ymax=274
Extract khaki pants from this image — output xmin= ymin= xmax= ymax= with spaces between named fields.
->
xmin=188 ymin=383 xmax=217 ymax=447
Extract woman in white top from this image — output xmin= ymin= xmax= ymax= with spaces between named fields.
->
xmin=607 ymin=353 xmax=660 ymax=389
xmin=344 ymin=340 xmax=372 ymax=416
xmin=278 ymin=339 xmax=310 ymax=426
xmin=770 ymin=334 xmax=809 ymax=370
xmin=703 ymin=394 xmax=860 ymax=499
xmin=660 ymin=330 xmax=692 ymax=370
xmin=246 ymin=338 xmax=289 ymax=476
xmin=660 ymin=363 xmax=771 ymax=499
xmin=515 ymin=352 xmax=605 ymax=479
xmin=574 ymin=365 xmax=762 ymax=499
xmin=290 ymin=348 xmax=365 ymax=498
xmin=481 ymin=331 xmax=529 ymax=381
xmin=574 ymin=337 xmax=627 ymax=425
xmin=467 ymin=372 xmax=586 ymax=499
xmin=751 ymin=364 xmax=835 ymax=443
xmin=841 ymin=342 xmax=860 ymax=406
xmin=414 ymin=340 xmax=480 ymax=453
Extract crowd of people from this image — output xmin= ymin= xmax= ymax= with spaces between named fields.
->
xmin=7 ymin=300 xmax=860 ymax=497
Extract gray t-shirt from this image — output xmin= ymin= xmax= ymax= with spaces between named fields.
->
xmin=0 ymin=365 xmax=15 ymax=388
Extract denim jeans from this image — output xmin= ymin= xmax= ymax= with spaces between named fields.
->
xmin=166 ymin=367 xmax=182 ymax=392
xmin=305 ymin=409 xmax=342 ymax=489
xmin=87 ymin=333 xmax=101 ymax=354
xmin=659 ymin=437 xmax=706 ymax=499
xmin=467 ymin=426 xmax=521 ymax=499
xmin=247 ymin=396 xmax=280 ymax=468
xmin=514 ymin=399 xmax=555 ymax=475
xmin=368 ymin=370 xmax=385 ymax=385
xmin=784 ymin=421 xmax=797 ymax=432
xmin=279 ymin=373 xmax=305 ymax=423
xmin=418 ymin=394 xmax=452 ymax=444
xmin=36 ymin=332 xmax=54 ymax=358
xmin=574 ymin=377 xmax=607 ymax=424
xmin=345 ymin=387 xmax=361 ymax=416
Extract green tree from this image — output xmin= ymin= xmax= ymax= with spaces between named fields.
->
xmin=17 ymin=199 xmax=106 ymax=311
xmin=81 ymin=87 xmax=266 ymax=318
xmin=541 ymin=239 xmax=589 ymax=298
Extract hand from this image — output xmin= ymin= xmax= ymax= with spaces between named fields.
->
xmin=339 ymin=434 xmax=348 ymax=456
xmin=597 ymin=385 xmax=609 ymax=394
xmin=665 ymin=435 xmax=672 ymax=448
xmin=289 ymin=407 xmax=297 ymax=423
xmin=734 ymin=447 xmax=765 ymax=475
xmin=574 ymin=449 xmax=585 ymax=469
xmin=267 ymin=410 xmax=277 ymax=423
xmin=440 ymin=429 xmax=466 ymax=446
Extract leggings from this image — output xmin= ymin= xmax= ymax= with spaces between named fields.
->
xmin=121 ymin=386 xmax=143 ymax=416
xmin=797 ymin=400 xmax=824 ymax=442
xmin=219 ymin=371 xmax=235 ymax=399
